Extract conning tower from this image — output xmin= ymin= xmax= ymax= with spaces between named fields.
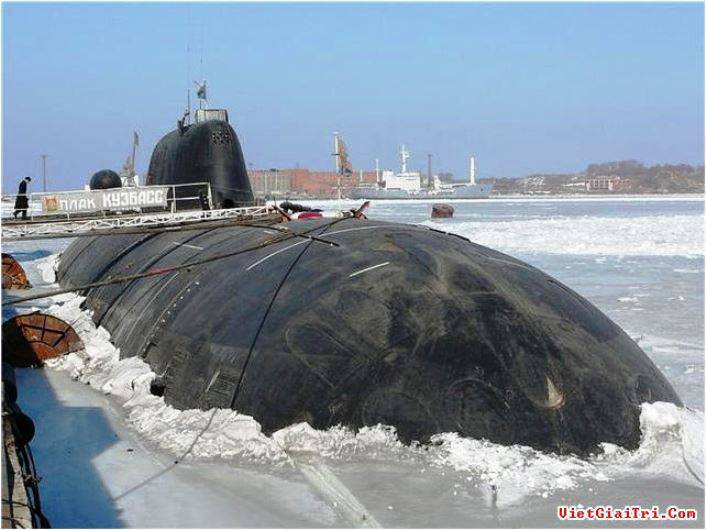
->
xmin=147 ymin=107 xmax=254 ymax=208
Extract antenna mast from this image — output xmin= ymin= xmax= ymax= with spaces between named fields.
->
xmin=41 ymin=154 xmax=47 ymax=192
xmin=186 ymin=44 xmax=192 ymax=123
xmin=199 ymin=24 xmax=204 ymax=80
xmin=193 ymin=25 xmax=208 ymax=111
xmin=131 ymin=132 xmax=139 ymax=180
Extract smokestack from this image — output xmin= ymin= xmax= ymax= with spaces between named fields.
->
xmin=375 ymin=158 xmax=381 ymax=184
xmin=469 ymin=156 xmax=476 ymax=186
xmin=400 ymin=145 xmax=410 ymax=173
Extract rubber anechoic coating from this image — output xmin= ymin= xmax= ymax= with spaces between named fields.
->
xmin=57 ymin=218 xmax=682 ymax=455
xmin=146 ymin=119 xmax=254 ymax=208
xmin=89 ymin=169 xmax=122 ymax=190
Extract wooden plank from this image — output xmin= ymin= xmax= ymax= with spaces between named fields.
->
xmin=1 ymin=412 xmax=33 ymax=528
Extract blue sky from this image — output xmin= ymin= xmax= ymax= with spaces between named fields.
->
xmin=2 ymin=2 xmax=704 ymax=190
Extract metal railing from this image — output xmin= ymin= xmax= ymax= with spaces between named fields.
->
xmin=2 ymin=182 xmax=215 ymax=221
xmin=2 ymin=205 xmax=276 ymax=241
xmin=164 ymin=182 xmax=213 ymax=213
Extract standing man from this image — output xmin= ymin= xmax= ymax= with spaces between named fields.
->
xmin=13 ymin=176 xmax=32 ymax=220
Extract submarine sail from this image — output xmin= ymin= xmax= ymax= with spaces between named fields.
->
xmin=147 ymin=108 xmax=254 ymax=208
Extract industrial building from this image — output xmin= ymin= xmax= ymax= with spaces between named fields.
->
xmin=248 ymin=168 xmax=378 ymax=198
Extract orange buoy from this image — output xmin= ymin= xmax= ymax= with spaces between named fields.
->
xmin=2 ymin=253 xmax=31 ymax=290
xmin=2 ymin=312 xmax=84 ymax=367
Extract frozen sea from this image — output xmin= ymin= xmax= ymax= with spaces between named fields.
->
xmin=2 ymin=196 xmax=704 ymax=528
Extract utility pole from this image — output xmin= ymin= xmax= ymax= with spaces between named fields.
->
xmin=427 ymin=154 xmax=433 ymax=189
xmin=131 ymin=133 xmax=138 ymax=178
xmin=333 ymin=132 xmax=342 ymax=200
xmin=41 ymin=154 xmax=48 ymax=192
xmin=268 ymin=168 xmax=278 ymax=198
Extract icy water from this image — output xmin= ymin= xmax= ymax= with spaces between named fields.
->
xmin=2 ymin=196 xmax=704 ymax=528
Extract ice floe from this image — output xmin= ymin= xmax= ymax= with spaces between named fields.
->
xmin=424 ymin=214 xmax=704 ymax=257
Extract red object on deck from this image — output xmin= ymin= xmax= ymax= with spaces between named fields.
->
xmin=2 ymin=253 xmax=31 ymax=290
xmin=298 ymin=212 xmax=323 ymax=219
xmin=2 ymin=312 xmax=84 ymax=367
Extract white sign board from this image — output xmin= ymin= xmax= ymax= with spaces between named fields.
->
xmin=40 ymin=187 xmax=170 ymax=214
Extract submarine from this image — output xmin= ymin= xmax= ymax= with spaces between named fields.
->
xmin=55 ymin=107 xmax=682 ymax=456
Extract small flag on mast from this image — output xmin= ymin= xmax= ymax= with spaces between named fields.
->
xmin=195 ymin=80 xmax=207 ymax=101
xmin=133 ymin=131 xmax=139 ymax=147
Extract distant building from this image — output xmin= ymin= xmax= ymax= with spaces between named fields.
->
xmin=585 ymin=175 xmax=628 ymax=192
xmin=249 ymin=170 xmax=293 ymax=195
xmin=248 ymin=168 xmax=378 ymax=198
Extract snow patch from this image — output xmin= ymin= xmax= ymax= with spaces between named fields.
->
xmin=274 ymin=422 xmax=412 ymax=462
xmin=32 ymin=253 xmax=60 ymax=284
xmin=425 ymin=433 xmax=605 ymax=504
xmin=595 ymin=402 xmax=704 ymax=486
xmin=42 ymin=291 xmax=287 ymax=464
xmin=39 ymin=290 xmax=704 ymax=506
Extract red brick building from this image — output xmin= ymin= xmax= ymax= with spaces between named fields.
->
xmin=249 ymin=168 xmax=378 ymax=198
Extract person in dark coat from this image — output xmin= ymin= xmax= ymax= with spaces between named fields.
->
xmin=13 ymin=177 xmax=32 ymax=220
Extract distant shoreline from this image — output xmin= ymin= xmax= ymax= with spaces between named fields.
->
xmin=292 ymin=194 xmax=704 ymax=203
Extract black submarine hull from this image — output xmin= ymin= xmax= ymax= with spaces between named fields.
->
xmin=56 ymin=218 xmax=681 ymax=455
xmin=146 ymin=117 xmax=254 ymax=208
